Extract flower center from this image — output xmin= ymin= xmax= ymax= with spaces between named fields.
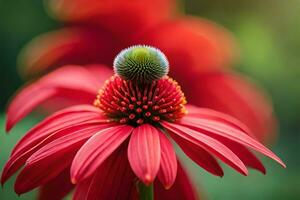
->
xmin=94 ymin=75 xmax=186 ymax=126
xmin=113 ymin=45 xmax=169 ymax=83
xmin=94 ymin=45 xmax=186 ymax=126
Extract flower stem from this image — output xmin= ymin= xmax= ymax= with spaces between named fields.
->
xmin=139 ymin=183 xmax=153 ymax=200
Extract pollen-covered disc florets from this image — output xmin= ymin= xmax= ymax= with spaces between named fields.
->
xmin=94 ymin=75 xmax=186 ymax=126
xmin=113 ymin=45 xmax=169 ymax=83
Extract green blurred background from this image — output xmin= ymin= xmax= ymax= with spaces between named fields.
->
xmin=0 ymin=0 xmax=299 ymax=199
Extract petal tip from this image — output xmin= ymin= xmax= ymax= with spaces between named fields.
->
xmin=15 ymin=187 xmax=24 ymax=196
xmin=1 ymin=170 xmax=10 ymax=185
xmin=14 ymin=184 xmax=24 ymax=196
xmin=0 ymin=175 xmax=5 ymax=186
xmin=71 ymin=177 xmax=77 ymax=184
xmin=238 ymin=166 xmax=249 ymax=176
xmin=242 ymin=170 xmax=249 ymax=176
xmin=259 ymin=168 xmax=266 ymax=175
xmin=143 ymin=174 xmax=153 ymax=185
xmin=0 ymin=179 xmax=5 ymax=187
xmin=259 ymin=166 xmax=267 ymax=175
xmin=163 ymin=184 xmax=173 ymax=190
xmin=5 ymin=121 xmax=12 ymax=133
xmin=213 ymin=168 xmax=224 ymax=177
xmin=274 ymin=157 xmax=286 ymax=169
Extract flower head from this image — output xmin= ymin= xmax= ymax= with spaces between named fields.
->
xmin=2 ymin=46 xmax=285 ymax=199
xmin=113 ymin=45 xmax=169 ymax=83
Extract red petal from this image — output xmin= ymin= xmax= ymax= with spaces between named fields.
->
xmin=162 ymin=122 xmax=248 ymax=175
xmin=187 ymin=72 xmax=276 ymax=143
xmin=38 ymin=168 xmax=74 ymax=200
xmin=1 ymin=107 xmax=105 ymax=184
xmin=171 ymin=133 xmax=223 ymax=177
xmin=138 ymin=17 xmax=237 ymax=77
xmin=1 ymin=123 xmax=100 ymax=185
xmin=71 ymin=125 xmax=133 ymax=183
xmin=38 ymin=65 xmax=113 ymax=113
xmin=19 ymin=28 xmax=117 ymax=77
xmin=220 ymin=140 xmax=266 ymax=174
xmin=128 ymin=124 xmax=161 ymax=185
xmin=186 ymin=105 xmax=251 ymax=135
xmin=6 ymin=66 xmax=111 ymax=131
xmin=9 ymin=123 xmax=108 ymax=193
xmin=157 ymin=131 xmax=177 ymax=189
xmin=155 ymin=161 xmax=199 ymax=200
xmin=15 ymin=125 xmax=111 ymax=194
xmin=72 ymin=176 xmax=92 ymax=200
xmin=47 ymin=0 xmax=176 ymax=40
xmin=27 ymin=124 xmax=112 ymax=165
xmin=11 ymin=105 xmax=103 ymax=156
xmin=73 ymin=145 xmax=137 ymax=200
xmin=179 ymin=116 xmax=286 ymax=168
xmin=6 ymin=86 xmax=56 ymax=132
xmin=14 ymin=154 xmax=72 ymax=194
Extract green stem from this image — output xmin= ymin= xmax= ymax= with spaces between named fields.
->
xmin=139 ymin=183 xmax=153 ymax=200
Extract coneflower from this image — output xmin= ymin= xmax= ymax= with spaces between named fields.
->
xmin=2 ymin=46 xmax=285 ymax=200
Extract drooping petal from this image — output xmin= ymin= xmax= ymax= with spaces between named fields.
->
xmin=157 ymin=131 xmax=177 ymax=189
xmin=38 ymin=168 xmax=74 ymax=200
xmin=138 ymin=17 xmax=237 ymax=78
xmin=12 ymin=123 xmax=111 ymax=194
xmin=6 ymin=66 xmax=112 ymax=131
xmin=155 ymin=161 xmax=199 ymax=200
xmin=71 ymin=125 xmax=133 ymax=183
xmin=1 ymin=123 xmax=96 ymax=185
xmin=179 ymin=115 xmax=286 ymax=168
xmin=73 ymin=145 xmax=137 ymax=200
xmin=14 ymin=153 xmax=72 ymax=195
xmin=186 ymin=105 xmax=251 ymax=135
xmin=219 ymin=140 xmax=266 ymax=174
xmin=187 ymin=72 xmax=276 ymax=143
xmin=128 ymin=124 xmax=161 ymax=185
xmin=10 ymin=105 xmax=103 ymax=157
xmin=1 ymin=107 xmax=105 ymax=184
xmin=18 ymin=28 xmax=118 ymax=77
xmin=171 ymin=133 xmax=223 ymax=177
xmin=162 ymin=121 xmax=248 ymax=175
xmin=47 ymin=0 xmax=176 ymax=40
xmin=26 ymin=124 xmax=112 ymax=165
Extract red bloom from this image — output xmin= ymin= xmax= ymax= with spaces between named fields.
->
xmin=47 ymin=0 xmax=176 ymax=40
xmin=18 ymin=0 xmax=275 ymax=143
xmin=3 ymin=46 xmax=285 ymax=199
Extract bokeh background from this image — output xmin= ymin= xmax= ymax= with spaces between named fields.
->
xmin=0 ymin=0 xmax=299 ymax=199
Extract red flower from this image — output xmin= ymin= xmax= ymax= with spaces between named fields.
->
xmin=17 ymin=0 xmax=275 ymax=143
xmin=3 ymin=46 xmax=285 ymax=199
xmin=47 ymin=0 xmax=176 ymax=40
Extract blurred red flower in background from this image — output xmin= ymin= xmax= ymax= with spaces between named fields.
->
xmin=19 ymin=0 xmax=275 ymax=142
